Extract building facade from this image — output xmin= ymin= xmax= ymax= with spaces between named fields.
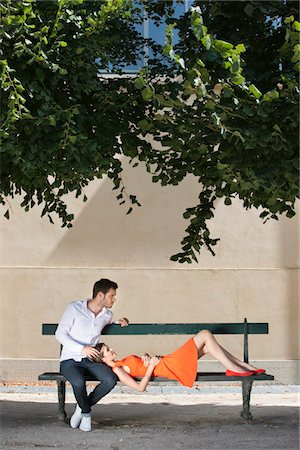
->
xmin=0 ymin=160 xmax=299 ymax=383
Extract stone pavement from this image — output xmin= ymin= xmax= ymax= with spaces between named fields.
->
xmin=0 ymin=384 xmax=299 ymax=450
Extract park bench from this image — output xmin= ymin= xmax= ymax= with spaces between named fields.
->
xmin=38 ymin=318 xmax=274 ymax=422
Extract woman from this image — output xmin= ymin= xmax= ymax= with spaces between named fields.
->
xmin=93 ymin=330 xmax=265 ymax=392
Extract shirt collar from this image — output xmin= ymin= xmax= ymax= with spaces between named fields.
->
xmin=84 ymin=300 xmax=108 ymax=318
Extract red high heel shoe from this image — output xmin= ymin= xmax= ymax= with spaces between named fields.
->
xmin=254 ymin=369 xmax=266 ymax=374
xmin=226 ymin=370 xmax=255 ymax=377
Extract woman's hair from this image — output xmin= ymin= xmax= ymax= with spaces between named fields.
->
xmin=93 ymin=343 xmax=107 ymax=362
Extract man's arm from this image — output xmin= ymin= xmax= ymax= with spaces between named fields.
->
xmin=55 ymin=303 xmax=85 ymax=354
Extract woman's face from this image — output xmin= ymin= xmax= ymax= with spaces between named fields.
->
xmin=102 ymin=345 xmax=117 ymax=364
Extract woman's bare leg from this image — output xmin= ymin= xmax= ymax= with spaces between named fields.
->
xmin=193 ymin=330 xmax=258 ymax=372
xmin=218 ymin=345 xmax=258 ymax=371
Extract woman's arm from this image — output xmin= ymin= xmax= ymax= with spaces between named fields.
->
xmin=113 ymin=357 xmax=160 ymax=392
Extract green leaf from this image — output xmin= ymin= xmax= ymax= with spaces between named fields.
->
xmin=138 ymin=119 xmax=152 ymax=132
xmin=214 ymin=39 xmax=233 ymax=51
xmin=284 ymin=16 xmax=294 ymax=24
xmin=236 ymin=43 xmax=246 ymax=53
xmin=293 ymin=62 xmax=300 ymax=72
xmin=231 ymin=60 xmax=240 ymax=73
xmin=249 ymin=84 xmax=262 ymax=98
xmin=196 ymin=85 xmax=206 ymax=98
xmin=49 ymin=116 xmax=56 ymax=127
xmin=142 ymin=87 xmax=153 ymax=101
xmin=263 ymin=90 xmax=279 ymax=102
xmin=204 ymin=100 xmax=215 ymax=110
xmin=201 ymin=35 xmax=212 ymax=50
xmin=134 ymin=77 xmax=145 ymax=89
xmin=286 ymin=210 xmax=296 ymax=218
xmin=292 ymin=21 xmax=300 ymax=31
xmin=231 ymin=74 xmax=245 ymax=85
xmin=244 ymin=4 xmax=254 ymax=17
xmin=197 ymin=59 xmax=205 ymax=68
xmin=242 ymin=104 xmax=255 ymax=116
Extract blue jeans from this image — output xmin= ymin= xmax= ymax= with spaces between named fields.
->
xmin=60 ymin=358 xmax=117 ymax=413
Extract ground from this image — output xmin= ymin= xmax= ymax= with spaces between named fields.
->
xmin=0 ymin=384 xmax=298 ymax=450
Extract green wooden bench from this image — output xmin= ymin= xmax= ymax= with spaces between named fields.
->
xmin=38 ymin=318 xmax=274 ymax=422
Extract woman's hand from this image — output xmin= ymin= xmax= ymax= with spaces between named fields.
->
xmin=149 ymin=356 xmax=161 ymax=367
xmin=141 ymin=353 xmax=151 ymax=367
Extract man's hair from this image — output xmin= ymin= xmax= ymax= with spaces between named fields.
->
xmin=92 ymin=278 xmax=118 ymax=298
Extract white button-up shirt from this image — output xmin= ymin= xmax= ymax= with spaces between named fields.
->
xmin=55 ymin=300 xmax=113 ymax=362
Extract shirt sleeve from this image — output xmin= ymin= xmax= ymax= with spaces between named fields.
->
xmin=55 ymin=303 xmax=84 ymax=354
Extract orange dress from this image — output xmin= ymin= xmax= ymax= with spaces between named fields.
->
xmin=113 ymin=338 xmax=198 ymax=388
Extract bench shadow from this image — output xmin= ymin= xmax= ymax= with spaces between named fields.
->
xmin=1 ymin=400 xmax=298 ymax=426
xmin=1 ymin=400 xmax=299 ymax=450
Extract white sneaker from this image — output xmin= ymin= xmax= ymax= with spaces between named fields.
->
xmin=70 ymin=404 xmax=82 ymax=429
xmin=79 ymin=414 xmax=92 ymax=432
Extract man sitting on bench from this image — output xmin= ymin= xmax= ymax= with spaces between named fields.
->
xmin=55 ymin=278 xmax=128 ymax=432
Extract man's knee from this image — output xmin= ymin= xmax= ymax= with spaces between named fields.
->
xmin=92 ymin=365 xmax=118 ymax=385
xmin=104 ymin=370 xmax=118 ymax=389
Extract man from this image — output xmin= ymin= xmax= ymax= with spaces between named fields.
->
xmin=55 ymin=278 xmax=128 ymax=432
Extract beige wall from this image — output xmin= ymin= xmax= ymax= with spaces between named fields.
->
xmin=0 ymin=160 xmax=299 ymax=382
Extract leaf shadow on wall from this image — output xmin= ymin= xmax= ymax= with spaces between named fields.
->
xmin=45 ymin=163 xmax=203 ymax=267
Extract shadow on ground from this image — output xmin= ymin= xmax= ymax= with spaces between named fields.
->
xmin=1 ymin=401 xmax=299 ymax=450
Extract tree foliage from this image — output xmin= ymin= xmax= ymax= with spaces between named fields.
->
xmin=1 ymin=0 xmax=299 ymax=262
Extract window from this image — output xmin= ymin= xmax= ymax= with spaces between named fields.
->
xmin=99 ymin=0 xmax=195 ymax=75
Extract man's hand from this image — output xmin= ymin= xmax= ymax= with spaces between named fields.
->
xmin=116 ymin=317 xmax=129 ymax=327
xmin=81 ymin=346 xmax=101 ymax=360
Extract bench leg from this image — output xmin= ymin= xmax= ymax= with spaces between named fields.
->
xmin=241 ymin=379 xmax=253 ymax=421
xmin=56 ymin=380 xmax=67 ymax=421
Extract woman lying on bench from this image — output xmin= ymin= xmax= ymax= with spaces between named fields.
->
xmin=93 ymin=329 xmax=265 ymax=391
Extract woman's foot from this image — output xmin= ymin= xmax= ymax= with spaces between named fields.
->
xmin=226 ymin=370 xmax=255 ymax=377
xmin=243 ymin=364 xmax=266 ymax=373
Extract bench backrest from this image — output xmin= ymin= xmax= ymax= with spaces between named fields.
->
xmin=42 ymin=318 xmax=269 ymax=363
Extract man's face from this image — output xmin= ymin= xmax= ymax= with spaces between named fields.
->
xmin=102 ymin=288 xmax=117 ymax=309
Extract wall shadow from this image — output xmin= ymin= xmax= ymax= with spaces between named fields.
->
xmin=45 ymin=162 xmax=203 ymax=268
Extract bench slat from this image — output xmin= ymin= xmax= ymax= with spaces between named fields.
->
xmin=42 ymin=322 xmax=269 ymax=335
xmin=38 ymin=371 xmax=274 ymax=382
